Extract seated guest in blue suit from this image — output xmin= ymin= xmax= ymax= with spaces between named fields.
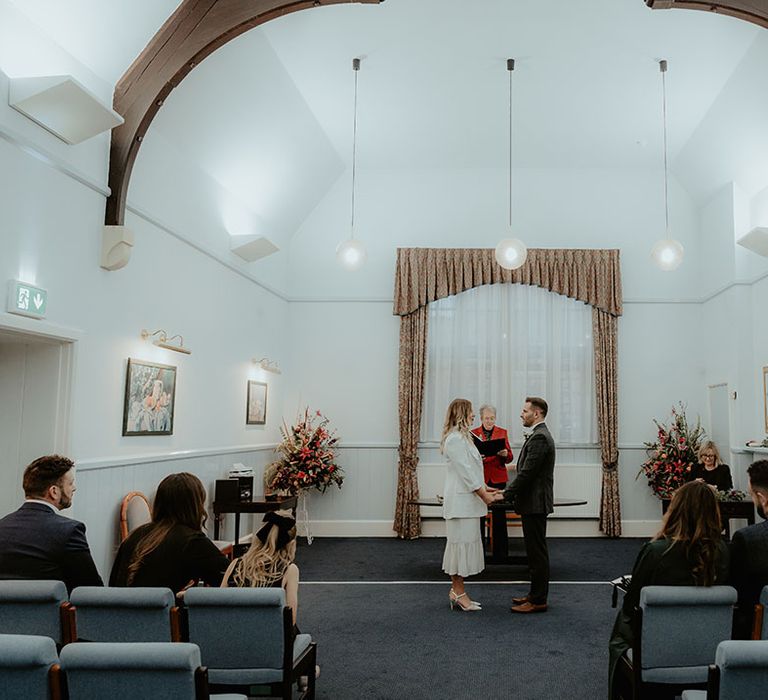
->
xmin=607 ymin=480 xmax=729 ymax=698
xmin=0 ymin=454 xmax=103 ymax=592
xmin=110 ymin=472 xmax=229 ymax=594
xmin=730 ymin=459 xmax=768 ymax=638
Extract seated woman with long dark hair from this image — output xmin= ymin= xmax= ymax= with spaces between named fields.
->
xmin=109 ymin=472 xmax=229 ymax=593
xmin=608 ymin=480 xmax=730 ymax=698
xmin=221 ymin=510 xmax=299 ymax=624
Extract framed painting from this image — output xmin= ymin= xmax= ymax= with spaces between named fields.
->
xmin=122 ymin=358 xmax=177 ymax=436
xmin=764 ymin=366 xmax=768 ymax=433
xmin=247 ymin=380 xmax=268 ymax=425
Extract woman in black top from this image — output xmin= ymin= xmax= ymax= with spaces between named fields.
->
xmin=688 ymin=440 xmax=733 ymax=491
xmin=608 ymin=480 xmax=730 ymax=698
xmin=109 ymin=472 xmax=229 ymax=593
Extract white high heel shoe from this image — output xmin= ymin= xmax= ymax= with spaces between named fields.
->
xmin=449 ymin=589 xmax=481 ymax=612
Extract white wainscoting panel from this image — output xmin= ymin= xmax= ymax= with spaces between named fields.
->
xmin=71 ymin=447 xmax=276 ymax=580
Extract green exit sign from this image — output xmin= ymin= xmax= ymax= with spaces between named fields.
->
xmin=7 ymin=279 xmax=48 ymax=319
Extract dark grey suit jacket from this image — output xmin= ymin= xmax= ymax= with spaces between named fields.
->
xmin=503 ymin=423 xmax=555 ymax=515
xmin=0 ymin=501 xmax=103 ymax=592
xmin=730 ymin=519 xmax=768 ymax=638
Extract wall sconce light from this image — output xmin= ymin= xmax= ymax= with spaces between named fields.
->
xmin=253 ymin=357 xmax=281 ymax=374
xmin=141 ymin=329 xmax=191 ymax=355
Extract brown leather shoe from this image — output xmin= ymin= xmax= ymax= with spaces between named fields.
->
xmin=510 ymin=601 xmax=548 ymax=613
xmin=511 ymin=595 xmax=529 ymax=605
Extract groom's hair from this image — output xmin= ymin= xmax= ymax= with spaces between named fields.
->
xmin=525 ymin=397 xmax=548 ymax=418
xmin=748 ymin=460 xmax=768 ymax=494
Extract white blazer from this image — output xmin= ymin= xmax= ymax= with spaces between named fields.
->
xmin=442 ymin=430 xmax=487 ymax=520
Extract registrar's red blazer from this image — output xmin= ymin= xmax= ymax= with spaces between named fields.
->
xmin=471 ymin=425 xmax=514 ymax=486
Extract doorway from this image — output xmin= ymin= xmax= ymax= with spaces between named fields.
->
xmin=0 ymin=324 xmax=75 ymax=517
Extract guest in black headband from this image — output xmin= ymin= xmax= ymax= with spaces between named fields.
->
xmin=221 ymin=509 xmax=300 ymax=623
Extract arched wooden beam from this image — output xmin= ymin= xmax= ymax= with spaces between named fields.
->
xmin=106 ymin=0 xmax=383 ymax=226
xmin=645 ymin=1 xmax=768 ymax=30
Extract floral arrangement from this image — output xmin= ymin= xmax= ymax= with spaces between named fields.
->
xmin=265 ymin=409 xmax=343 ymax=495
xmin=638 ymin=403 xmax=705 ymax=499
xmin=716 ymin=489 xmax=747 ymax=502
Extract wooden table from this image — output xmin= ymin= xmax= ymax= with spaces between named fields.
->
xmin=213 ymin=495 xmax=298 ymax=547
xmin=661 ymin=498 xmax=755 ymax=540
xmin=411 ymin=497 xmax=587 ymax=566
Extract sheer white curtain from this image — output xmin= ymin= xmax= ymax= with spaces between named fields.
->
xmin=422 ymin=283 xmax=597 ymax=444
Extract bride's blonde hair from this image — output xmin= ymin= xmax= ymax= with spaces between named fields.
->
xmin=231 ymin=509 xmax=297 ymax=588
xmin=440 ymin=398 xmax=473 ymax=452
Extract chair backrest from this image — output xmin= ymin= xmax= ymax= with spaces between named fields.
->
xmin=640 ymin=585 xmax=737 ymax=672
xmin=69 ymin=586 xmax=178 ymax=642
xmin=0 ymin=633 xmax=58 ymax=699
xmin=184 ymin=587 xmax=286 ymax=670
xmin=713 ymin=639 xmax=768 ymax=700
xmin=120 ymin=491 xmax=151 ymax=541
xmin=0 ymin=580 xmax=69 ymax=644
xmin=59 ymin=642 xmax=204 ymax=700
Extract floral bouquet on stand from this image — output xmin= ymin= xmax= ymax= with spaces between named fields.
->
xmin=638 ymin=403 xmax=705 ymax=499
xmin=265 ymin=409 xmax=344 ymax=543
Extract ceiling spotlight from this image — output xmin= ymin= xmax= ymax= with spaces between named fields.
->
xmin=651 ymin=59 xmax=684 ymax=272
xmin=650 ymin=239 xmax=684 ymax=271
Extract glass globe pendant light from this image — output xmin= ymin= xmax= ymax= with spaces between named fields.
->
xmin=650 ymin=60 xmax=683 ymax=272
xmin=495 ymin=58 xmax=527 ymax=271
xmin=336 ymin=57 xmax=367 ymax=271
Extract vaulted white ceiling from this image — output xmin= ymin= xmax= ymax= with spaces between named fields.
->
xmin=7 ymin=0 xmax=768 ymax=243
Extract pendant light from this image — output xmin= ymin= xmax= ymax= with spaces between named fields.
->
xmin=495 ymin=58 xmax=527 ymax=271
xmin=336 ymin=57 xmax=367 ymax=271
xmin=650 ymin=59 xmax=684 ymax=271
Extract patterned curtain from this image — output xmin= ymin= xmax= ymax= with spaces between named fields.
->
xmin=393 ymin=306 xmax=428 ymax=539
xmin=392 ymin=247 xmax=623 ymax=539
xmin=593 ymin=308 xmax=621 ymax=537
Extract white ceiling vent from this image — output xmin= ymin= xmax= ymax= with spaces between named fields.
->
xmin=9 ymin=75 xmax=124 ymax=145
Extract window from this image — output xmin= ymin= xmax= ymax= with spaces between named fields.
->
xmin=422 ymin=284 xmax=597 ymax=444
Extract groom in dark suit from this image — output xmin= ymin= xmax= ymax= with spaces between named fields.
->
xmin=503 ymin=397 xmax=555 ymax=613
xmin=0 ymin=454 xmax=102 ymax=592
xmin=730 ymin=458 xmax=768 ymax=638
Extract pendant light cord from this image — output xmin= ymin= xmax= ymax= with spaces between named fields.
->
xmin=351 ymin=58 xmax=360 ymax=238
xmin=508 ymin=58 xmax=514 ymax=229
xmin=660 ymin=60 xmax=669 ymax=236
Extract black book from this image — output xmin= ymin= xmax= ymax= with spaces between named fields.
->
xmin=471 ymin=434 xmax=506 ymax=457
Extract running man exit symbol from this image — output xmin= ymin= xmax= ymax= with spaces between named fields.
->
xmin=7 ymin=280 xmax=48 ymax=319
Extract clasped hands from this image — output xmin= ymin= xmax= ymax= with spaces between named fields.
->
xmin=482 ymin=488 xmax=506 ymax=505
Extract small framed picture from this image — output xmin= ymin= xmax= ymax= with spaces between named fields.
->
xmin=763 ymin=366 xmax=768 ymax=434
xmin=123 ymin=358 xmax=177 ymax=436
xmin=247 ymin=380 xmax=268 ymax=425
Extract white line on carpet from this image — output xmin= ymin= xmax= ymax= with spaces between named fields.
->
xmin=301 ymin=580 xmax=613 ymax=585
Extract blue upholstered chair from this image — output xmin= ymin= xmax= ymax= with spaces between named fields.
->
xmin=69 ymin=586 xmax=180 ymax=642
xmin=681 ymin=640 xmax=768 ymax=700
xmin=55 ymin=642 xmax=246 ymax=700
xmin=619 ymin=585 xmax=737 ymax=699
xmin=0 ymin=580 xmax=74 ymax=645
xmin=184 ymin=587 xmax=317 ymax=699
xmin=0 ymin=633 xmax=58 ymax=699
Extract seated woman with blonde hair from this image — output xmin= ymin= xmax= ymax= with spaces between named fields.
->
xmin=222 ymin=510 xmax=299 ymax=624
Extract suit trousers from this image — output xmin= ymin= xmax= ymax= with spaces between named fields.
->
xmin=521 ymin=513 xmax=549 ymax=604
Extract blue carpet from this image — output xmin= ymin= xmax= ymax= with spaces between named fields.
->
xmin=295 ymin=537 xmax=643 ymax=699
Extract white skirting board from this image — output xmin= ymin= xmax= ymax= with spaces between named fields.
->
xmin=299 ymin=519 xmax=663 ymax=539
